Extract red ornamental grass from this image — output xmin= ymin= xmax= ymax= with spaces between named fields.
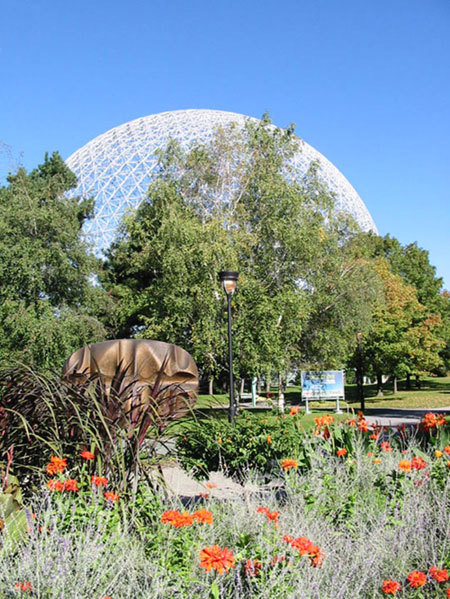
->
xmin=199 ymin=545 xmax=235 ymax=574
xmin=407 ymin=570 xmax=427 ymax=588
xmin=381 ymin=580 xmax=401 ymax=595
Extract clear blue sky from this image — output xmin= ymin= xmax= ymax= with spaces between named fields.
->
xmin=1 ymin=0 xmax=449 ymax=287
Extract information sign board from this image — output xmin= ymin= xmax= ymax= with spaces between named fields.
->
xmin=300 ymin=370 xmax=344 ymax=413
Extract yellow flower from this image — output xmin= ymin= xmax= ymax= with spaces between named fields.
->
xmin=435 ymin=450 xmax=443 ymax=458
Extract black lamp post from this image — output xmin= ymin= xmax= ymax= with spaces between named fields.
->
xmin=218 ymin=271 xmax=239 ymax=424
xmin=356 ymin=332 xmax=365 ymax=411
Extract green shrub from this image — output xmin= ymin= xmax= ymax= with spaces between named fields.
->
xmin=176 ymin=411 xmax=318 ymax=479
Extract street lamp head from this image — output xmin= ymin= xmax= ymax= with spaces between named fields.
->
xmin=218 ymin=271 xmax=239 ymax=296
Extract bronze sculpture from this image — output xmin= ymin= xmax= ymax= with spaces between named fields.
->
xmin=62 ymin=339 xmax=199 ymax=421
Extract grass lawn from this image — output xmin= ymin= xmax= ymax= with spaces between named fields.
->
xmin=195 ymin=375 xmax=450 ymax=412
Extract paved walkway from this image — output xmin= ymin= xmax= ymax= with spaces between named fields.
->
xmin=363 ymin=407 xmax=450 ymax=427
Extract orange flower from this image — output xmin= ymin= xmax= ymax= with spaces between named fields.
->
xmin=46 ymin=456 xmax=67 ymax=475
xmin=435 ymin=450 xmax=443 ymax=458
xmin=104 ymin=491 xmax=119 ymax=502
xmin=15 ymin=582 xmax=32 ymax=592
xmin=63 ymin=479 xmax=79 ymax=492
xmin=199 ymin=545 xmax=235 ymax=574
xmin=367 ymin=452 xmax=374 ymax=457
xmin=381 ymin=580 xmax=401 ymax=594
xmin=281 ymin=459 xmax=298 ymax=471
xmin=407 ymin=570 xmax=427 ymax=588
xmin=336 ymin=448 xmax=347 ymax=457
xmin=80 ymin=450 xmax=95 ymax=460
xmin=267 ymin=435 xmax=272 ymax=444
xmin=447 ymin=589 xmax=450 ymax=598
xmin=91 ymin=476 xmax=108 ymax=487
xmin=411 ymin=456 xmax=427 ymax=470
xmin=358 ymin=419 xmax=370 ymax=433
xmin=161 ymin=509 xmax=193 ymax=528
xmin=373 ymin=458 xmax=381 ymax=464
xmin=192 ymin=509 xmax=213 ymax=524
xmin=398 ymin=460 xmax=412 ymax=472
xmin=205 ymin=482 xmax=217 ymax=489
xmin=429 ymin=566 xmax=449 ymax=582
xmin=289 ymin=406 xmax=300 ymax=415
xmin=443 ymin=445 xmax=450 ymax=455
xmin=380 ymin=441 xmax=392 ymax=453
xmin=346 ymin=418 xmax=357 ymax=427
xmin=244 ymin=558 xmax=262 ymax=577
xmin=309 ymin=545 xmax=324 ymax=568
xmin=257 ymin=506 xmax=279 ymax=525
xmin=46 ymin=479 xmax=64 ymax=492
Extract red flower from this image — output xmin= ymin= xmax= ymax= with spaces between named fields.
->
xmin=45 ymin=456 xmax=67 ymax=475
xmin=91 ymin=476 xmax=108 ymax=487
xmin=80 ymin=450 xmax=95 ymax=460
xmin=192 ymin=509 xmax=213 ymax=524
xmin=289 ymin=406 xmax=300 ymax=415
xmin=380 ymin=441 xmax=392 ymax=453
xmin=443 ymin=445 xmax=450 ymax=455
xmin=15 ymin=582 xmax=32 ymax=592
xmin=257 ymin=506 xmax=279 ymax=525
xmin=429 ymin=566 xmax=449 ymax=582
xmin=244 ymin=558 xmax=262 ymax=577
xmin=104 ymin=491 xmax=119 ymax=502
xmin=336 ymin=448 xmax=347 ymax=457
xmin=199 ymin=545 xmax=235 ymax=574
xmin=381 ymin=580 xmax=401 ymax=594
xmin=46 ymin=479 xmax=64 ymax=492
xmin=411 ymin=456 xmax=427 ymax=470
xmin=63 ymin=479 xmax=79 ymax=492
xmin=407 ymin=570 xmax=427 ymax=588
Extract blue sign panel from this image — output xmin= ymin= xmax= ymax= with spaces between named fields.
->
xmin=301 ymin=370 xmax=345 ymax=400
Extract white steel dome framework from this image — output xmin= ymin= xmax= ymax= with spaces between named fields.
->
xmin=66 ymin=109 xmax=377 ymax=254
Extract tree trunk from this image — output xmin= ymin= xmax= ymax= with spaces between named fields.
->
xmin=415 ymin=375 xmax=422 ymax=390
xmin=208 ymin=378 xmax=214 ymax=395
xmin=265 ymin=377 xmax=270 ymax=394
xmin=393 ymin=376 xmax=398 ymax=395
xmin=240 ymin=378 xmax=245 ymax=395
xmin=376 ymin=372 xmax=384 ymax=396
xmin=406 ymin=373 xmax=411 ymax=390
xmin=257 ymin=379 xmax=261 ymax=395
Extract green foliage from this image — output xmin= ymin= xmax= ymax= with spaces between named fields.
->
xmin=103 ymin=117 xmax=381 ymax=382
xmin=0 ymin=472 xmax=29 ymax=553
xmin=0 ymin=152 xmax=108 ymax=371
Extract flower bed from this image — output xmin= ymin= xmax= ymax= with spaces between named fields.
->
xmin=0 ymin=412 xmax=449 ymax=598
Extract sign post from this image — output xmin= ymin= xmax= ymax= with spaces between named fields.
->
xmin=301 ymin=370 xmax=345 ymax=414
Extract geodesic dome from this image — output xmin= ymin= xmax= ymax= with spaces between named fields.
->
xmin=66 ymin=109 xmax=377 ymax=254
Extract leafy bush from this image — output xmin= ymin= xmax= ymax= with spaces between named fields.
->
xmin=176 ymin=411 xmax=320 ymax=479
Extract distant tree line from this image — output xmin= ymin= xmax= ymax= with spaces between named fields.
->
xmin=0 ymin=118 xmax=447 ymax=394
